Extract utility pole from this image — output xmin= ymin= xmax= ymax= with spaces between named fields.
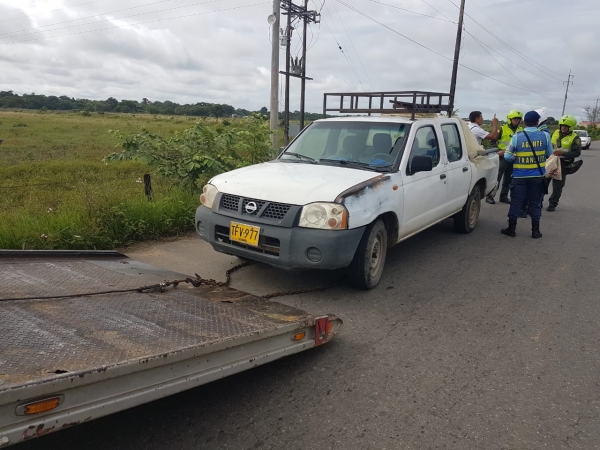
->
xmin=269 ymin=0 xmax=280 ymax=153
xmin=448 ymin=0 xmax=465 ymax=117
xmin=561 ymin=69 xmax=573 ymax=117
xmin=593 ymin=95 xmax=599 ymax=126
xmin=283 ymin=8 xmax=292 ymax=146
xmin=300 ymin=0 xmax=308 ymax=130
xmin=280 ymin=0 xmax=319 ymax=145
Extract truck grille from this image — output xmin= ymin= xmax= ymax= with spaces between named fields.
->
xmin=215 ymin=225 xmax=280 ymax=256
xmin=221 ymin=194 xmax=239 ymax=212
xmin=219 ymin=195 xmax=292 ymax=221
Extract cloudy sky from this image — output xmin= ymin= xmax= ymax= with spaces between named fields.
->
xmin=1 ymin=0 xmax=599 ymax=121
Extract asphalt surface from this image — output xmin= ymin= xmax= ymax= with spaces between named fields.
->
xmin=16 ymin=142 xmax=600 ymax=450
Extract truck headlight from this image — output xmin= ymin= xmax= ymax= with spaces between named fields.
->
xmin=200 ymin=184 xmax=218 ymax=208
xmin=299 ymin=203 xmax=348 ymax=230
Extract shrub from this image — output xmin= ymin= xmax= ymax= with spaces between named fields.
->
xmin=104 ymin=113 xmax=271 ymax=191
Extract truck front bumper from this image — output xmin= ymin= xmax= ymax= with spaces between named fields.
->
xmin=195 ymin=206 xmax=365 ymax=270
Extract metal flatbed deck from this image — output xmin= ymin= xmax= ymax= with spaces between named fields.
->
xmin=0 ymin=251 xmax=341 ymax=446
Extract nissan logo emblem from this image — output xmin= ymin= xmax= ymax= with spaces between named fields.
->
xmin=245 ymin=201 xmax=258 ymax=214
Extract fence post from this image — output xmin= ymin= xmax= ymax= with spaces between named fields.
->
xmin=143 ymin=174 xmax=153 ymax=201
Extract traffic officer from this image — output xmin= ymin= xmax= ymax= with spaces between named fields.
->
xmin=547 ymin=114 xmax=582 ymax=212
xmin=486 ymin=109 xmax=523 ymax=204
xmin=520 ymin=108 xmax=551 ymax=218
xmin=500 ymin=111 xmax=553 ymax=239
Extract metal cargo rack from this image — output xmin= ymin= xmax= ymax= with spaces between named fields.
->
xmin=322 ymin=90 xmax=451 ymax=119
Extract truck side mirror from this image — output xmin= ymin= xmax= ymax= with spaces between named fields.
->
xmin=409 ymin=155 xmax=433 ymax=174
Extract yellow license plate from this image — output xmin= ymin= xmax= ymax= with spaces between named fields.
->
xmin=229 ymin=222 xmax=260 ymax=246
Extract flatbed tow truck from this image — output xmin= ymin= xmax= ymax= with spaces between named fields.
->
xmin=0 ymin=250 xmax=342 ymax=448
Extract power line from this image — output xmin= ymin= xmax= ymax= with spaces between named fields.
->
xmin=0 ymin=0 xmax=226 ymax=39
xmin=0 ymin=2 xmax=269 ymax=45
xmin=322 ymin=3 xmax=365 ymax=91
xmin=333 ymin=0 xmax=556 ymax=96
xmin=0 ymin=0 xmax=110 ymax=23
xmin=368 ymin=0 xmax=455 ymax=23
xmin=446 ymin=0 xmax=566 ymax=82
xmin=330 ymin=2 xmax=373 ymax=89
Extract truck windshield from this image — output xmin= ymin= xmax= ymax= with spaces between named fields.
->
xmin=280 ymin=121 xmax=409 ymax=171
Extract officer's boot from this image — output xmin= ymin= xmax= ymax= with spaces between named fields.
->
xmin=501 ymin=221 xmax=517 ymax=237
xmin=531 ymin=221 xmax=542 ymax=239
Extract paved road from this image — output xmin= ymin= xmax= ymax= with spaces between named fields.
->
xmin=17 ymin=142 xmax=600 ymax=450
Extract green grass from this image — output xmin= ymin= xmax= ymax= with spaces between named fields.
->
xmin=0 ymin=110 xmax=206 ymax=250
xmin=0 ymin=110 xmax=199 ymax=166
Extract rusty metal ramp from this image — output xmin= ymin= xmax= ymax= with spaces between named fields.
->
xmin=0 ymin=251 xmax=314 ymax=392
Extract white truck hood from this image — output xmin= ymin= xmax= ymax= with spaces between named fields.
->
xmin=210 ymin=161 xmax=380 ymax=205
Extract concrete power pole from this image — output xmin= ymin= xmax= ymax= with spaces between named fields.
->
xmin=561 ymin=70 xmax=573 ymax=117
xmin=448 ymin=0 xmax=466 ymax=117
xmin=280 ymin=0 xmax=319 ymax=145
xmin=300 ymin=0 xmax=308 ymax=130
xmin=269 ymin=0 xmax=281 ymax=153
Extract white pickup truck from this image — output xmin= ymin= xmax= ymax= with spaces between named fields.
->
xmin=195 ymin=114 xmax=498 ymax=289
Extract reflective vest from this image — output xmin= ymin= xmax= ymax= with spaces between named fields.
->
xmin=511 ymin=129 xmax=551 ymax=178
xmin=551 ymin=130 xmax=577 ymax=149
xmin=498 ymin=124 xmax=523 ymax=150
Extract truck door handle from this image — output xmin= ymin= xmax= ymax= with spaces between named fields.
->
xmin=463 ymin=167 xmax=469 ymax=172
xmin=440 ymin=174 xmax=447 ymax=180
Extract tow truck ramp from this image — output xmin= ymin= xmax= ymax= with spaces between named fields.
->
xmin=0 ymin=250 xmax=342 ymax=447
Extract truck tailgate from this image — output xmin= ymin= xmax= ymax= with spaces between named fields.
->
xmin=0 ymin=251 xmax=341 ymax=446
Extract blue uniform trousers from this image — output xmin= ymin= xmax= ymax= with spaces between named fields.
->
xmin=508 ymin=177 xmax=544 ymax=221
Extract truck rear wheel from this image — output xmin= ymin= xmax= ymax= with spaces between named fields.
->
xmin=454 ymin=185 xmax=481 ymax=234
xmin=348 ymin=220 xmax=387 ymax=289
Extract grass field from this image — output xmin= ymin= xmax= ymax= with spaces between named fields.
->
xmin=1 ymin=110 xmax=199 ymax=166
xmin=0 ymin=110 xmax=206 ymax=250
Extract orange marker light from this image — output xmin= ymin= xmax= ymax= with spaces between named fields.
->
xmin=393 ymin=185 xmax=398 ymax=191
xmin=20 ymin=397 xmax=63 ymax=415
xmin=292 ymin=331 xmax=306 ymax=341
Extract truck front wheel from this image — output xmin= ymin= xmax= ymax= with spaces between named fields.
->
xmin=348 ymin=220 xmax=387 ymax=289
xmin=454 ymin=185 xmax=481 ymax=233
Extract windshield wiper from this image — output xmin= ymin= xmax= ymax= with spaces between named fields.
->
xmin=319 ymin=158 xmax=392 ymax=171
xmin=281 ymin=152 xmax=317 ymax=163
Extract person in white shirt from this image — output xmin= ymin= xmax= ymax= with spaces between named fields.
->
xmin=468 ymin=111 xmax=499 ymax=145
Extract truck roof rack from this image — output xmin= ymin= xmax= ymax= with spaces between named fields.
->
xmin=322 ymin=90 xmax=451 ymax=120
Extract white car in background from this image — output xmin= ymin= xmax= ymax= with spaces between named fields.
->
xmin=575 ymin=130 xmax=591 ymax=149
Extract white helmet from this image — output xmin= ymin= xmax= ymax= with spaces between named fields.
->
xmin=534 ymin=108 xmax=547 ymax=124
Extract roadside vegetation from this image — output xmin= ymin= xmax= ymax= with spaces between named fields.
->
xmin=0 ymin=110 xmax=271 ymax=250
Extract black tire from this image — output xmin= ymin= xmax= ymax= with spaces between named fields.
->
xmin=348 ymin=220 xmax=388 ymax=290
xmin=454 ymin=185 xmax=481 ymax=234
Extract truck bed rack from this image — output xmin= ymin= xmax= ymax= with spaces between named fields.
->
xmin=323 ymin=90 xmax=451 ymax=119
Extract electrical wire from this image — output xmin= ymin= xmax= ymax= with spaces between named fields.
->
xmin=0 ymin=0 xmax=226 ymax=39
xmin=0 ymin=0 xmax=112 ymax=24
xmin=445 ymin=0 xmax=566 ymax=81
xmin=323 ymin=3 xmax=365 ymax=91
xmin=331 ymin=2 xmax=373 ymax=89
xmin=334 ymin=0 xmax=557 ymax=96
xmin=0 ymin=2 xmax=269 ymax=45
xmin=368 ymin=0 xmax=454 ymax=23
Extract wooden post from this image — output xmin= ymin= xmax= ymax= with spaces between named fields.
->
xmin=144 ymin=174 xmax=153 ymax=201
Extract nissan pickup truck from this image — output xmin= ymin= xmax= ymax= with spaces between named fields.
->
xmin=0 ymin=250 xmax=342 ymax=447
xmin=195 ymin=112 xmax=498 ymax=289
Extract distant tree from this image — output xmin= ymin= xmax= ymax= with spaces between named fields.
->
xmin=260 ymin=106 xmax=268 ymax=114
xmin=584 ymin=104 xmax=600 ymax=126
xmin=546 ymin=116 xmax=557 ymax=125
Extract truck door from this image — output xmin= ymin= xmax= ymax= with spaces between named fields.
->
xmin=400 ymin=125 xmax=448 ymax=237
xmin=441 ymin=123 xmax=471 ymax=212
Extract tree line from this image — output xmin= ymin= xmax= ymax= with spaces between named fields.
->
xmin=0 ymin=91 xmax=326 ymax=120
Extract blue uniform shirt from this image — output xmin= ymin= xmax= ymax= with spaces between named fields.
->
xmin=504 ymin=127 xmax=553 ymax=178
